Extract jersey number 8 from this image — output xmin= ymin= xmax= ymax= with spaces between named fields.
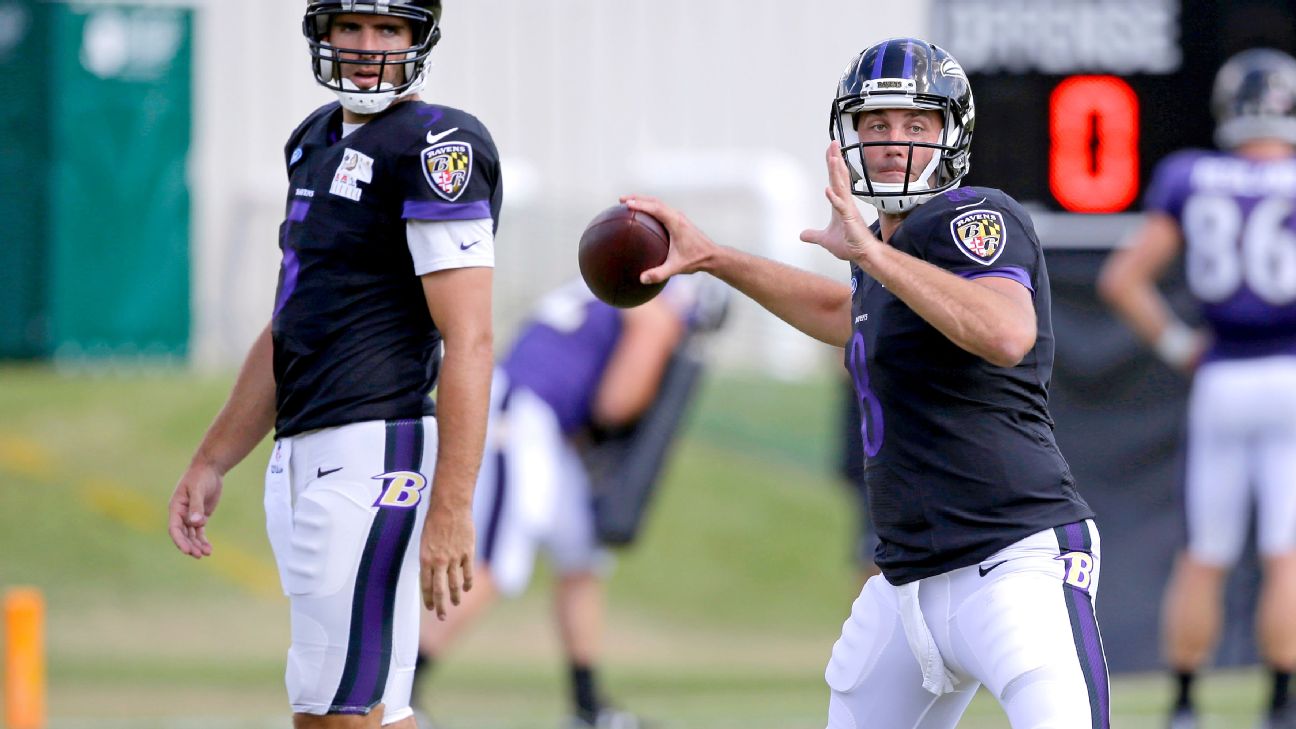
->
xmin=849 ymin=332 xmax=885 ymax=458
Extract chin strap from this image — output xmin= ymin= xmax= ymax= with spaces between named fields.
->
xmin=340 ymin=78 xmax=395 ymax=94
xmin=332 ymin=67 xmax=426 ymax=115
xmin=865 ymin=190 xmax=939 ymax=214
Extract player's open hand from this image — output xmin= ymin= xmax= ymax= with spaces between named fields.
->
xmin=167 ymin=462 xmax=223 ymax=559
xmin=800 ymin=141 xmax=882 ymax=261
xmin=420 ymin=505 xmax=475 ymax=620
xmin=621 ymin=195 xmax=717 ymax=285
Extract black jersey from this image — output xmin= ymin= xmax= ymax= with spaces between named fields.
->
xmin=847 ymin=186 xmax=1093 ymax=584
xmin=271 ymin=101 xmax=502 ymax=437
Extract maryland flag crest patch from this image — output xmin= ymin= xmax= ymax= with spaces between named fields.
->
xmin=421 ymin=141 xmax=474 ymax=201
xmin=949 ymin=209 xmax=1007 ymax=265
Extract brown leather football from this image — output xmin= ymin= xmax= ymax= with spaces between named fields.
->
xmin=577 ymin=204 xmax=670 ymax=308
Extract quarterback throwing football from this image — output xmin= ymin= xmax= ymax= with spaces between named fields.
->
xmin=626 ymin=38 xmax=1109 ymax=729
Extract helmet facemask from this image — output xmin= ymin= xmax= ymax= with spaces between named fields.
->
xmin=303 ymin=1 xmax=441 ymax=115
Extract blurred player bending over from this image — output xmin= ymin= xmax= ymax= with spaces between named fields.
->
xmin=167 ymin=1 xmax=501 ymax=726
xmin=413 ymin=276 xmax=722 ymax=729
xmin=625 ymin=37 xmax=1109 ymax=728
xmin=1100 ymin=48 xmax=1296 ymax=729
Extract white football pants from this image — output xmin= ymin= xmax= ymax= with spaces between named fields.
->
xmin=264 ymin=417 xmax=436 ymax=724
xmin=472 ymin=370 xmax=607 ymax=597
xmin=1184 ymin=355 xmax=1296 ymax=565
xmin=825 ymin=520 xmax=1108 ymax=729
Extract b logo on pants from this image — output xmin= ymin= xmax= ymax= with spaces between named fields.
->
xmin=1056 ymin=551 xmax=1095 ymax=592
xmin=373 ymin=471 xmax=428 ymax=509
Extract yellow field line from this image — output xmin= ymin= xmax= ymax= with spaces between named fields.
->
xmin=0 ymin=435 xmax=54 ymax=480
xmin=0 ymin=433 xmax=281 ymax=599
xmin=81 ymin=476 xmax=284 ymax=600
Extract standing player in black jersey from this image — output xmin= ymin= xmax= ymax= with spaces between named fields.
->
xmin=166 ymin=2 xmax=500 ymax=727
xmin=624 ymin=38 xmax=1107 ymax=728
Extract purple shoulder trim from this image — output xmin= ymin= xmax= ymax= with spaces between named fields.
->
xmin=961 ymin=265 xmax=1033 ymax=293
xmin=403 ymin=199 xmax=491 ymax=221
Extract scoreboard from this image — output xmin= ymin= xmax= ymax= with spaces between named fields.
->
xmin=931 ymin=0 xmax=1296 ymax=231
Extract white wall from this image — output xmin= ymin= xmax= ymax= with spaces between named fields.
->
xmin=178 ymin=1 xmax=931 ymax=372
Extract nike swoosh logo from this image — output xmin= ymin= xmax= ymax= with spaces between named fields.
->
xmin=317 ymin=466 xmax=344 ymax=478
xmin=460 ymin=240 xmax=481 ymax=251
xmin=426 ymin=127 xmax=460 ymax=145
xmin=978 ymin=559 xmax=1008 ymax=577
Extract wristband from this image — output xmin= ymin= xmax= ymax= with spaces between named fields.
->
xmin=1154 ymin=321 xmax=1197 ymax=368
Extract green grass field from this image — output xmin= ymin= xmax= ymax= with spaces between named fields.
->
xmin=0 ymin=366 xmax=1268 ymax=727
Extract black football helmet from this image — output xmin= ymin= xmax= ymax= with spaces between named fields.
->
xmin=303 ymin=0 xmax=442 ymax=115
xmin=1212 ymin=48 xmax=1296 ymax=149
xmin=830 ymin=38 xmax=975 ymax=213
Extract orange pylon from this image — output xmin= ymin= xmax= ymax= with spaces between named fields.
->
xmin=4 ymin=588 xmax=46 ymax=729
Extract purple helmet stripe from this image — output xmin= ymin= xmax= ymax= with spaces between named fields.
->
xmin=902 ymin=42 xmax=915 ymax=79
xmin=871 ymin=40 xmax=890 ymax=78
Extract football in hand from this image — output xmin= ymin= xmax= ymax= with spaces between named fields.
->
xmin=577 ymin=204 xmax=670 ymax=308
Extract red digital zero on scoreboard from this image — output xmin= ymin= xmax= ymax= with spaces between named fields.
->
xmin=1049 ymin=76 xmax=1140 ymax=214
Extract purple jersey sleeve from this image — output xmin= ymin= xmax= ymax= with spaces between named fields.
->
xmin=399 ymin=112 xmax=501 ymax=225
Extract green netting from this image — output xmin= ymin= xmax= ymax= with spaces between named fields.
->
xmin=0 ymin=0 xmax=51 ymax=358
xmin=47 ymin=3 xmax=192 ymax=359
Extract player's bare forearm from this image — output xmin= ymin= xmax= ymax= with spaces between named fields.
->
xmin=1097 ymin=214 xmax=1185 ymax=346
xmin=707 ymin=245 xmax=854 ymax=346
xmin=191 ymin=323 xmax=278 ymax=474
xmin=419 ymin=327 xmax=490 ymax=616
xmin=421 ymin=266 xmax=493 ymax=514
xmin=622 ymin=194 xmax=852 ymax=346
xmin=427 ymin=333 xmax=491 ymax=514
xmin=592 ymin=297 xmax=686 ymax=427
xmin=1100 ymin=272 xmax=1176 ymax=346
xmin=169 ymin=323 xmax=276 ymax=558
xmin=857 ymin=243 xmax=1036 ymax=367
xmin=420 ymin=266 xmax=492 ymax=615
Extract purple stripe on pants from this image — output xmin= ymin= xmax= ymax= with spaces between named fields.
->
xmin=344 ymin=513 xmax=404 ymax=707
xmin=1070 ymin=582 xmax=1111 ymax=726
xmin=341 ymin=420 xmax=420 ymax=711
xmin=1064 ymin=521 xmax=1086 ymax=554
xmin=1059 ymin=521 xmax=1110 ymax=729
